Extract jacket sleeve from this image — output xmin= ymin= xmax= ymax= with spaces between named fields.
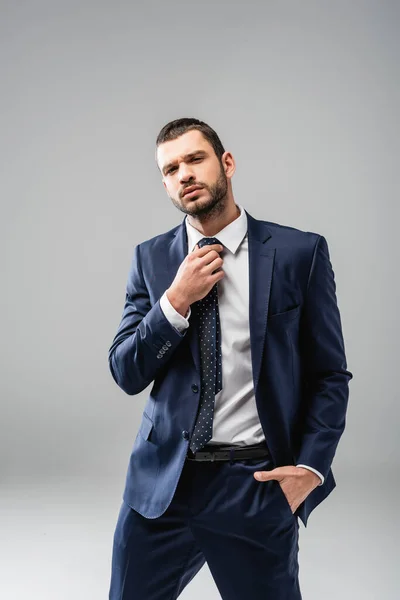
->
xmin=108 ymin=243 xmax=189 ymax=395
xmin=296 ymin=235 xmax=353 ymax=480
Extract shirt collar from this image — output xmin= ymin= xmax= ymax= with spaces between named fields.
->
xmin=185 ymin=203 xmax=248 ymax=254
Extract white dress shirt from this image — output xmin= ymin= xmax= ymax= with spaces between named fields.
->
xmin=159 ymin=203 xmax=324 ymax=485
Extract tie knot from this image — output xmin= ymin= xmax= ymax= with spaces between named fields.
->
xmin=197 ymin=237 xmax=223 ymax=249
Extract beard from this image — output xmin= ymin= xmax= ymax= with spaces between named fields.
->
xmin=169 ymin=163 xmax=229 ymax=222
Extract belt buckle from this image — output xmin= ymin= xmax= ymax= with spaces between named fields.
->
xmin=192 ymin=449 xmax=218 ymax=462
xmin=203 ymin=449 xmax=229 ymax=462
xmin=202 ymin=451 xmax=215 ymax=462
xmin=188 ymin=447 xmax=235 ymax=462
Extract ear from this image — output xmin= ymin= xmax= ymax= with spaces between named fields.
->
xmin=222 ymin=151 xmax=236 ymax=179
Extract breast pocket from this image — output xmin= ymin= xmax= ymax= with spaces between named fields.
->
xmin=266 ymin=304 xmax=301 ymax=387
xmin=139 ymin=412 xmax=154 ymax=441
xmin=268 ymin=304 xmax=300 ymax=325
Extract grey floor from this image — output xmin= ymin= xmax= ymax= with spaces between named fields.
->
xmin=1 ymin=470 xmax=397 ymax=599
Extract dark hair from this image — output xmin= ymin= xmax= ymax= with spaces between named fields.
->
xmin=155 ymin=117 xmax=225 ymax=168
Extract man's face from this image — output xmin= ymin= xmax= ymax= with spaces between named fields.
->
xmin=157 ymin=130 xmax=232 ymax=218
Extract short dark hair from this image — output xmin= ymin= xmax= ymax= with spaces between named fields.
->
xmin=155 ymin=118 xmax=225 ymax=168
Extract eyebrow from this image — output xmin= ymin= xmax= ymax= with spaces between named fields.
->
xmin=162 ymin=150 xmax=208 ymax=175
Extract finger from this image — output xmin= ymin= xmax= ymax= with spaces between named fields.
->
xmin=195 ymin=243 xmax=223 ymax=256
xmin=253 ymin=468 xmax=283 ymax=481
xmin=206 ymin=256 xmax=224 ymax=274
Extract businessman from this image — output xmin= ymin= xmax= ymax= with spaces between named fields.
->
xmin=108 ymin=117 xmax=353 ymax=599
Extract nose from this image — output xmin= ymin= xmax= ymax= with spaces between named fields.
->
xmin=178 ymin=163 xmax=196 ymax=184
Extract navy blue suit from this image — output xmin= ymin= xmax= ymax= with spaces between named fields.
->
xmin=108 ymin=208 xmax=353 ymax=598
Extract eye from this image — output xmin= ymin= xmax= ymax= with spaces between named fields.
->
xmin=166 ymin=157 xmax=202 ymax=175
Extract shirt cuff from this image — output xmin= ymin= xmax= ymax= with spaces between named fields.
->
xmin=160 ymin=291 xmax=191 ymax=334
xmin=296 ymin=464 xmax=324 ymax=486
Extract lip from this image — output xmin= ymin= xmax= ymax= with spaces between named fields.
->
xmin=183 ymin=186 xmax=203 ymax=197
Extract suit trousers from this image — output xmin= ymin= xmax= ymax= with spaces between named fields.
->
xmin=109 ymin=453 xmax=302 ymax=599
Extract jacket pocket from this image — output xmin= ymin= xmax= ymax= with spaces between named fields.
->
xmin=268 ymin=304 xmax=300 ymax=324
xmin=139 ymin=412 xmax=154 ymax=441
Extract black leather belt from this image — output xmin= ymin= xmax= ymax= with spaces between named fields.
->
xmin=186 ymin=441 xmax=269 ymax=462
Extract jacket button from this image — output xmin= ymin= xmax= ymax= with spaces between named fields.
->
xmin=182 ymin=430 xmax=189 ymax=440
xmin=191 ymin=384 xmax=199 ymax=393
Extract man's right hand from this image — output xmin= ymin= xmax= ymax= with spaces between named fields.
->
xmin=166 ymin=243 xmax=225 ymax=317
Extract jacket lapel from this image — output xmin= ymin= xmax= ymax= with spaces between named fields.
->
xmin=246 ymin=211 xmax=275 ymax=390
xmin=165 ymin=209 xmax=275 ymax=391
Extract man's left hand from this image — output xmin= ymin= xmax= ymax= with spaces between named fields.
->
xmin=253 ymin=466 xmax=321 ymax=513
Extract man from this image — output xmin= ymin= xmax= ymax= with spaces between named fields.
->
xmin=108 ymin=117 xmax=353 ymax=599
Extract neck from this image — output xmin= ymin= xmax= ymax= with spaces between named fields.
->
xmin=187 ymin=201 xmax=240 ymax=237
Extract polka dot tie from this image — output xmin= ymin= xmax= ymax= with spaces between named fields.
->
xmin=189 ymin=236 xmax=223 ymax=454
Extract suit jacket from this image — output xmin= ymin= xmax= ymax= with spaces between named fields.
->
xmin=108 ymin=208 xmax=353 ymax=528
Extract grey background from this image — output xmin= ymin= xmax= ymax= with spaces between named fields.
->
xmin=1 ymin=0 xmax=398 ymax=598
